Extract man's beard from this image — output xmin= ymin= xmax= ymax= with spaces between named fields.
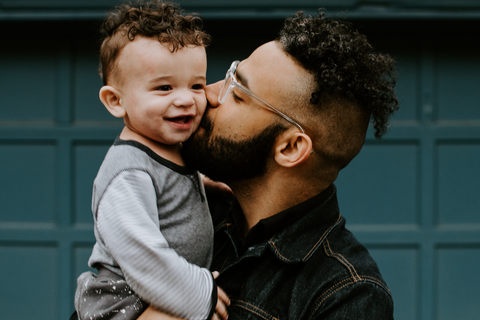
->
xmin=182 ymin=114 xmax=287 ymax=183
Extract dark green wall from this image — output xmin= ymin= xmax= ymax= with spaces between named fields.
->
xmin=1 ymin=2 xmax=480 ymax=320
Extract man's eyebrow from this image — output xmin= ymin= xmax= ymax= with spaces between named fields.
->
xmin=235 ymin=65 xmax=249 ymax=89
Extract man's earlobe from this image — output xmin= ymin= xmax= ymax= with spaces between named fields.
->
xmin=274 ymin=131 xmax=313 ymax=168
xmin=99 ymin=86 xmax=126 ymax=118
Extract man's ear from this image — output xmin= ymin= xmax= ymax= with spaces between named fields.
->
xmin=274 ymin=130 xmax=313 ymax=168
xmin=99 ymin=86 xmax=126 ymax=118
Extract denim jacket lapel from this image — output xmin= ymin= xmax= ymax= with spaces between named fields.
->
xmin=265 ymin=189 xmax=343 ymax=263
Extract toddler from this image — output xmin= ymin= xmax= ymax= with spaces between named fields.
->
xmin=74 ymin=1 xmax=227 ymax=319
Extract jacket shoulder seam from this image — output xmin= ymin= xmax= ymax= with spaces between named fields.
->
xmin=308 ymin=275 xmax=392 ymax=320
xmin=234 ymin=300 xmax=280 ymax=320
xmin=302 ymin=214 xmax=342 ymax=261
xmin=323 ymin=237 xmax=361 ymax=281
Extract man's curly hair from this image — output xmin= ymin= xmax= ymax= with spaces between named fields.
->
xmin=99 ymin=0 xmax=211 ymax=85
xmin=278 ymin=12 xmax=398 ymax=139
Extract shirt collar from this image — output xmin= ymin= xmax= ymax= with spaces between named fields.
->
xmin=223 ymin=184 xmax=341 ymax=261
xmin=233 ymin=184 xmax=335 ymax=250
xmin=267 ymin=185 xmax=342 ymax=262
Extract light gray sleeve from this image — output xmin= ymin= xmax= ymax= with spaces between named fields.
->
xmin=96 ymin=169 xmax=213 ymax=320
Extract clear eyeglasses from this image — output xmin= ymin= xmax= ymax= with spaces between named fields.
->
xmin=218 ymin=60 xmax=306 ymax=134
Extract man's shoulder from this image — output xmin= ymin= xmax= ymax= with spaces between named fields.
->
xmin=311 ymin=219 xmax=390 ymax=289
xmin=308 ymin=277 xmax=394 ymax=320
xmin=304 ymin=220 xmax=393 ymax=318
xmin=210 ymin=197 xmax=394 ymax=319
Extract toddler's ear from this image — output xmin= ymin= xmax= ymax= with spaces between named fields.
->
xmin=99 ymin=86 xmax=126 ymax=118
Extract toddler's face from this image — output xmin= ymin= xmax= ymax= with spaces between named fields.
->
xmin=114 ymin=36 xmax=207 ymax=145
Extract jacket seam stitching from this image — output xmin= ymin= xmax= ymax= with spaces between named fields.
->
xmin=323 ymin=238 xmax=361 ymax=282
xmin=308 ymin=275 xmax=391 ymax=320
xmin=361 ymin=275 xmax=392 ymax=296
xmin=302 ymin=214 xmax=342 ymax=261
xmin=214 ymin=220 xmax=229 ymax=232
xmin=268 ymin=214 xmax=342 ymax=262
xmin=310 ymin=278 xmax=356 ymax=319
xmin=235 ymin=300 xmax=279 ymax=320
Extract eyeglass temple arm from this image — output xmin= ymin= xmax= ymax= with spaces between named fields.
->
xmin=240 ymin=88 xmax=305 ymax=134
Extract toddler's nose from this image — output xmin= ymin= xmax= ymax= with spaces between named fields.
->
xmin=173 ymin=92 xmax=195 ymax=108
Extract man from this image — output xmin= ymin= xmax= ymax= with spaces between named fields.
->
xmin=141 ymin=10 xmax=398 ymax=320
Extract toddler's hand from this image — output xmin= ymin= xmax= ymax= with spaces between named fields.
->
xmin=212 ymin=271 xmax=230 ymax=320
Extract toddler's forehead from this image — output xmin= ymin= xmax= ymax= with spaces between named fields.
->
xmin=111 ymin=39 xmax=206 ymax=87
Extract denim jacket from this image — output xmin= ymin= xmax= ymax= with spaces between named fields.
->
xmin=209 ymin=185 xmax=394 ymax=320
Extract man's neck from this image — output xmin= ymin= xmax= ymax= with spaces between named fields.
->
xmin=230 ymin=173 xmax=330 ymax=236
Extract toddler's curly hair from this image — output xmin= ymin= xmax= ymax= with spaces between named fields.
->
xmin=99 ymin=0 xmax=211 ymax=85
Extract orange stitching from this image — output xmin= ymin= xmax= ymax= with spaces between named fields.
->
xmin=270 ymin=214 xmax=342 ymax=263
xmin=234 ymin=304 xmax=269 ymax=320
xmin=323 ymin=238 xmax=360 ymax=282
xmin=324 ymin=239 xmax=355 ymax=278
xmin=269 ymin=240 xmax=290 ymax=262
xmin=359 ymin=275 xmax=392 ymax=296
xmin=214 ymin=219 xmax=230 ymax=232
xmin=235 ymin=300 xmax=280 ymax=320
xmin=308 ymin=280 xmax=356 ymax=319
xmin=309 ymin=277 xmax=359 ymax=319
xmin=302 ymin=214 xmax=342 ymax=261
xmin=330 ymin=240 xmax=360 ymax=281
xmin=308 ymin=275 xmax=391 ymax=319
xmin=308 ymin=275 xmax=358 ymax=319
xmin=312 ymin=276 xmax=358 ymax=305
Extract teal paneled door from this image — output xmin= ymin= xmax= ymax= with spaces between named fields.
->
xmin=0 ymin=27 xmax=119 ymax=319
xmin=1 ymin=17 xmax=479 ymax=320
xmin=336 ymin=28 xmax=480 ymax=320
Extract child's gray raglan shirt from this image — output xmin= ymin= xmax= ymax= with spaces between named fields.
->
xmin=85 ymin=138 xmax=214 ymax=319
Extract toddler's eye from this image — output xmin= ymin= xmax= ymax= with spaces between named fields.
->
xmin=191 ymin=84 xmax=205 ymax=90
xmin=156 ymin=85 xmax=172 ymax=91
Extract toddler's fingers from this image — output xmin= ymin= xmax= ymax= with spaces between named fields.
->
xmin=217 ymin=286 xmax=230 ymax=306
xmin=216 ymin=285 xmax=230 ymax=320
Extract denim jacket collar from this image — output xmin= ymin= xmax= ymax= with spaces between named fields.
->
xmin=220 ymin=184 xmax=342 ymax=264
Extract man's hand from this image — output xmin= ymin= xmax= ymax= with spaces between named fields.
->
xmin=212 ymin=271 xmax=230 ymax=320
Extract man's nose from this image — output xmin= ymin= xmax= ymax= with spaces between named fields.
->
xmin=205 ymin=80 xmax=223 ymax=109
